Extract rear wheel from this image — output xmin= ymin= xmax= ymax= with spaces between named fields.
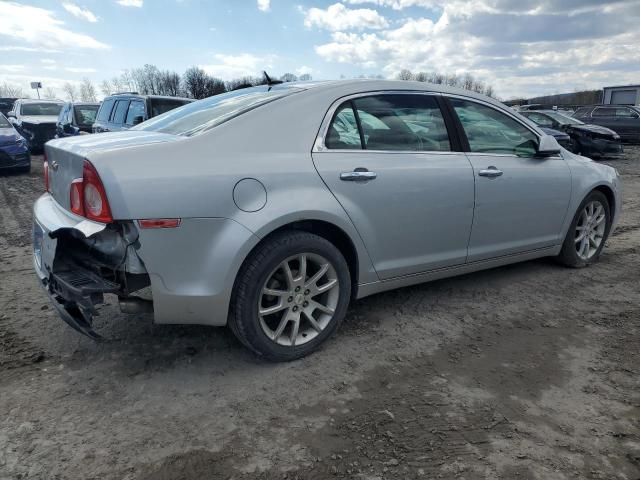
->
xmin=229 ymin=231 xmax=351 ymax=361
xmin=557 ymin=191 xmax=611 ymax=267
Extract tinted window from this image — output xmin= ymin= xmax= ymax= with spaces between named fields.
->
xmin=97 ymin=99 xmax=115 ymax=122
xmin=615 ymin=107 xmax=639 ymax=118
xmin=134 ymin=86 xmax=300 ymax=137
xmin=111 ymin=100 xmax=129 ymax=124
xmin=326 ymin=103 xmax=361 ymax=149
xmin=20 ymin=103 xmax=62 ymax=116
xmin=353 ymin=95 xmax=450 ymax=151
xmin=125 ymin=101 xmax=145 ymax=125
xmin=451 ymin=98 xmax=538 ymax=156
xmin=150 ymin=98 xmax=190 ymax=117
xmin=525 ymin=112 xmax=554 ymax=127
xmin=75 ymin=105 xmax=98 ymax=126
xmin=592 ymin=107 xmax=616 ymax=117
xmin=0 ymin=114 xmax=11 ymax=128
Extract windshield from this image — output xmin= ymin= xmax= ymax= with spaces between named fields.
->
xmin=546 ymin=111 xmax=584 ymax=125
xmin=133 ymin=86 xmax=302 ymax=136
xmin=0 ymin=114 xmax=11 ymax=128
xmin=75 ymin=105 xmax=99 ymax=126
xmin=20 ymin=103 xmax=62 ymax=116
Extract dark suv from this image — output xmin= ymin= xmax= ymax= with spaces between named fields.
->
xmin=572 ymin=105 xmax=640 ymax=143
xmin=92 ymin=93 xmax=193 ymax=133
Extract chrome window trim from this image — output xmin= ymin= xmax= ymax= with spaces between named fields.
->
xmin=313 ymin=90 xmax=452 ymax=155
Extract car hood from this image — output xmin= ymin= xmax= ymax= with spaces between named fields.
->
xmin=19 ymin=115 xmax=59 ymax=125
xmin=540 ymin=127 xmax=569 ymax=138
xmin=0 ymin=126 xmax=21 ymax=146
xmin=570 ymin=124 xmax=618 ymax=137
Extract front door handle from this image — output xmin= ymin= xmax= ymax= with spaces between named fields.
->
xmin=340 ymin=169 xmax=377 ymax=182
xmin=478 ymin=166 xmax=503 ymax=178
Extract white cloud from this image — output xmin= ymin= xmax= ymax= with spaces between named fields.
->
xmin=62 ymin=2 xmax=98 ymax=22
xmin=312 ymin=0 xmax=640 ymax=98
xmin=304 ymin=3 xmax=389 ymax=31
xmin=200 ymin=53 xmax=277 ymax=80
xmin=295 ymin=66 xmax=313 ymax=76
xmin=65 ymin=67 xmax=97 ymax=73
xmin=257 ymin=0 xmax=270 ymax=12
xmin=0 ymin=46 xmax=61 ymax=53
xmin=0 ymin=65 xmax=26 ymax=73
xmin=0 ymin=2 xmax=109 ymax=50
xmin=116 ymin=0 xmax=143 ymax=7
xmin=41 ymin=59 xmax=56 ymax=64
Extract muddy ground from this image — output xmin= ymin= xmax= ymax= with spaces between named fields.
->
xmin=0 ymin=150 xmax=638 ymax=480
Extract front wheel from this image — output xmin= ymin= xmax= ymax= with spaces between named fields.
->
xmin=557 ymin=191 xmax=611 ymax=268
xmin=229 ymin=231 xmax=351 ymax=361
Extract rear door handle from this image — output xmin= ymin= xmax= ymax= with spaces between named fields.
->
xmin=340 ymin=170 xmax=377 ymax=182
xmin=478 ymin=167 xmax=503 ymax=178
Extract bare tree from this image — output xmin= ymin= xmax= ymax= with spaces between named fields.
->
xmin=280 ymin=73 xmax=298 ymax=82
xmin=80 ymin=78 xmax=97 ymax=102
xmin=203 ymin=76 xmax=226 ymax=97
xmin=299 ymin=73 xmax=312 ymax=81
xmin=414 ymin=71 xmax=428 ymax=82
xmin=111 ymin=76 xmax=123 ymax=93
xmin=397 ymin=69 xmax=414 ymax=81
xmin=101 ymin=79 xmax=112 ymax=97
xmin=63 ymin=82 xmax=78 ymax=101
xmin=43 ymin=87 xmax=57 ymax=99
xmin=158 ymin=70 xmax=182 ymax=96
xmin=0 ymin=82 xmax=25 ymax=97
xmin=119 ymin=70 xmax=136 ymax=92
xmin=183 ymin=66 xmax=209 ymax=99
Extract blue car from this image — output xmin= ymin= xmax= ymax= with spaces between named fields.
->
xmin=0 ymin=113 xmax=30 ymax=173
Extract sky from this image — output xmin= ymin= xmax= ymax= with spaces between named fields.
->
xmin=1 ymin=0 xmax=639 ymax=100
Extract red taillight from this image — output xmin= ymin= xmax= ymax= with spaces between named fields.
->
xmin=70 ymin=179 xmax=84 ymax=215
xmin=43 ymin=153 xmax=49 ymax=192
xmin=68 ymin=160 xmax=113 ymax=223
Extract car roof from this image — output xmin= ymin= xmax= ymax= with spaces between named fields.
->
xmin=106 ymin=93 xmax=193 ymax=102
xmin=232 ymin=79 xmax=508 ymax=109
xmin=19 ymin=99 xmax=64 ymax=104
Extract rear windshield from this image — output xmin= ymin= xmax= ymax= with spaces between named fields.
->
xmin=75 ymin=105 xmax=99 ymax=126
xmin=0 ymin=114 xmax=11 ymax=128
xmin=150 ymin=98 xmax=192 ymax=117
xmin=20 ymin=103 xmax=62 ymax=116
xmin=134 ymin=86 xmax=302 ymax=137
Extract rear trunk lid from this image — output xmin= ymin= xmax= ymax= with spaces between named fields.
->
xmin=45 ymin=131 xmax=181 ymax=212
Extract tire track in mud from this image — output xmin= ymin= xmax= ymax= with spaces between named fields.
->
xmin=0 ymin=160 xmax=42 ymax=247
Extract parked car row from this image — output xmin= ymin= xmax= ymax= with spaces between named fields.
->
xmin=1 ymin=93 xmax=192 ymax=159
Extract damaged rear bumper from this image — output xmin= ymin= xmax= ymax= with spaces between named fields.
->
xmin=33 ymin=193 xmax=151 ymax=339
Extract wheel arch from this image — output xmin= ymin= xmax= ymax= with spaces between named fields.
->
xmin=235 ymin=218 xmax=362 ymax=299
xmin=592 ymin=184 xmax=616 ymax=220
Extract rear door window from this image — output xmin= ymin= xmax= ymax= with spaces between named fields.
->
xmin=125 ymin=101 xmax=145 ymax=125
xmin=592 ymin=107 xmax=616 ymax=117
xmin=615 ymin=107 xmax=639 ymax=118
xmin=111 ymin=100 xmax=130 ymax=124
xmin=353 ymin=95 xmax=451 ymax=151
xmin=97 ymin=99 xmax=115 ymax=122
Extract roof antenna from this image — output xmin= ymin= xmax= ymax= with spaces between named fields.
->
xmin=263 ymin=71 xmax=283 ymax=86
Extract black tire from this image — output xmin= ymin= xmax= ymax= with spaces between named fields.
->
xmin=229 ymin=231 xmax=351 ymax=361
xmin=557 ymin=190 xmax=611 ymax=268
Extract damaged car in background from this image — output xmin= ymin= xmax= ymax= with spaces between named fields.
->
xmin=8 ymin=99 xmax=63 ymax=152
xmin=34 ymin=80 xmax=622 ymax=361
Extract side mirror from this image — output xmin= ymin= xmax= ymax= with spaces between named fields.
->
xmin=537 ymin=134 xmax=561 ymax=156
xmin=132 ymin=115 xmax=144 ymax=126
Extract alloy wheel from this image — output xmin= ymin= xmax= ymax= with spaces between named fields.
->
xmin=258 ymin=253 xmax=340 ymax=347
xmin=575 ymin=200 xmax=606 ymax=260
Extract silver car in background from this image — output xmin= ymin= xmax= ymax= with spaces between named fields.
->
xmin=33 ymin=80 xmax=622 ymax=361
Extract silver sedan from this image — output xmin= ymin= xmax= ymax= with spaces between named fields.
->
xmin=33 ymin=80 xmax=622 ymax=361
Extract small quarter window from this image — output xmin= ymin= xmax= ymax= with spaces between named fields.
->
xmin=326 ymin=103 xmax=361 ymax=149
xmin=451 ymin=99 xmax=538 ymax=157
